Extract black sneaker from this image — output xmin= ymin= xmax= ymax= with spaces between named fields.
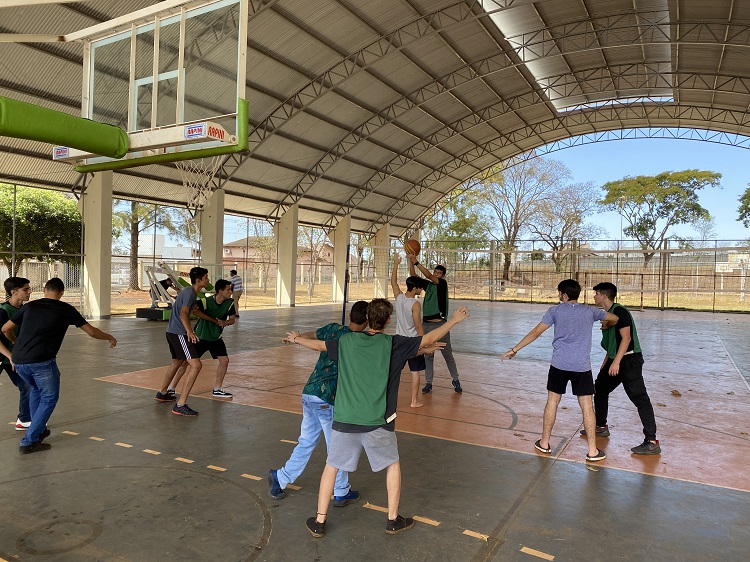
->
xmin=386 ymin=515 xmax=415 ymax=535
xmin=37 ymin=429 xmax=51 ymax=443
xmin=155 ymin=391 xmax=177 ymax=402
xmin=580 ymin=425 xmax=610 ymax=437
xmin=212 ymin=389 xmax=233 ymax=399
xmin=631 ymin=439 xmax=661 ymax=455
xmin=171 ymin=403 xmax=198 ymax=416
xmin=20 ymin=442 xmax=51 ymax=454
xmin=333 ymin=490 xmax=360 ymax=507
xmin=421 ymin=383 xmax=432 ymax=394
xmin=267 ymin=469 xmax=285 ymax=499
xmin=306 ymin=517 xmax=325 ymax=538
xmin=452 ymin=379 xmax=463 ymax=393
xmin=586 ymin=448 xmax=606 ymax=462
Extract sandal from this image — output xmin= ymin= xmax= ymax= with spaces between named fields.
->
xmin=534 ymin=439 xmax=552 ymax=454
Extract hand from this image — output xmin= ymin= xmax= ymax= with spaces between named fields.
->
xmin=393 ymin=253 xmax=402 ymax=266
xmin=405 ymin=252 xmax=417 ymax=263
xmin=421 ymin=342 xmax=446 ymax=354
xmin=501 ymin=349 xmax=517 ymax=361
xmin=608 ymin=360 xmax=620 ymax=376
xmin=451 ymin=306 xmax=470 ymax=323
xmin=283 ymin=330 xmax=301 ymax=344
xmin=188 ymin=332 xmax=199 ymax=344
xmin=216 ymin=319 xmax=226 ymax=327
xmin=108 ymin=336 xmax=117 ymax=348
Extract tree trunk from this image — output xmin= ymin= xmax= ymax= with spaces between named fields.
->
xmin=129 ymin=201 xmax=140 ymax=290
xmin=502 ymin=252 xmax=512 ymax=280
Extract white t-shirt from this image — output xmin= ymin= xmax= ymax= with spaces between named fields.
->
xmin=230 ymin=274 xmax=243 ymax=292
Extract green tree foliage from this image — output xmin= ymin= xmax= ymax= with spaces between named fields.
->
xmin=738 ymin=185 xmax=750 ymax=228
xmin=601 ymin=170 xmax=721 ymax=265
xmin=0 ymin=184 xmax=82 ymax=276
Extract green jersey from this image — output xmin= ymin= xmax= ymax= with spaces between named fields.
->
xmin=600 ymin=303 xmax=641 ymax=359
xmin=194 ymin=296 xmax=235 ymax=341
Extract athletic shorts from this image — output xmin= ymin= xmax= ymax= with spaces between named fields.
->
xmin=547 ymin=365 xmax=594 ymax=396
xmin=195 ymin=338 xmax=228 ymax=359
xmin=407 ymin=355 xmax=425 ymax=372
xmin=166 ymin=332 xmax=199 ymax=361
xmin=327 ymin=428 xmax=399 ymax=473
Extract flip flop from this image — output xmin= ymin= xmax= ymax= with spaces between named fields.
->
xmin=534 ymin=439 xmax=552 ymax=454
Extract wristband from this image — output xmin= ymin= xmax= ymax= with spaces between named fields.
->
xmin=414 ymin=261 xmax=419 ymax=266
xmin=511 ymin=347 xmax=517 ymax=353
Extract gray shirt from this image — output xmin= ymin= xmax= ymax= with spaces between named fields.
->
xmin=167 ymin=287 xmax=197 ymax=335
xmin=541 ymin=302 xmax=607 ymax=372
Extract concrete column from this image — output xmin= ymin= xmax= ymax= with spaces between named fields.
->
xmin=79 ymin=170 xmax=112 ymax=319
xmin=275 ymin=204 xmax=298 ymax=306
xmin=198 ymin=189 xmax=224 ymax=269
xmin=373 ymin=223 xmax=390 ymax=298
xmin=331 ymin=214 xmax=351 ymax=302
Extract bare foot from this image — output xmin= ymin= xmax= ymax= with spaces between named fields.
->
xmin=410 ymin=402 xmax=424 ymax=408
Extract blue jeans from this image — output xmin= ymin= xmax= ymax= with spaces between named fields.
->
xmin=2 ymin=363 xmax=31 ymax=423
xmin=15 ymin=360 xmax=60 ymax=446
xmin=277 ymin=394 xmax=351 ymax=497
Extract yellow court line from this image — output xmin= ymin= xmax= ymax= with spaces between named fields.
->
xmin=463 ymin=530 xmax=489 ymax=541
xmin=241 ymin=473 xmax=262 ymax=481
xmin=115 ymin=442 xmax=132 ymax=448
xmin=413 ymin=515 xmax=440 ymax=526
xmin=207 ymin=465 xmax=227 ymax=472
xmin=520 ymin=546 xmax=555 ymax=560
xmin=363 ymin=502 xmax=388 ymax=514
xmin=62 ymin=431 xmax=79 ymax=435
xmin=89 ymin=436 xmax=105 ymax=441
xmin=280 ymin=439 xmax=298 ymax=444
xmin=175 ymin=457 xmax=194 ymax=464
xmin=286 ymin=484 xmax=301 ymax=491
xmin=143 ymin=449 xmax=161 ymax=455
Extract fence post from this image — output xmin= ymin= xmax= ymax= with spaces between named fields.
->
xmin=489 ymin=240 xmax=496 ymax=301
xmin=640 ymin=273 xmax=644 ymax=311
xmin=659 ymin=239 xmax=669 ymax=310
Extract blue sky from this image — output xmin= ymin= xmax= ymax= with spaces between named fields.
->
xmin=554 ymin=138 xmax=749 ymax=242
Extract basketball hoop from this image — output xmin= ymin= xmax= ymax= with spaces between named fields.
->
xmin=175 ymin=155 xmax=224 ymax=213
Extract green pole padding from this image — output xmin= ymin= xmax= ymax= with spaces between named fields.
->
xmin=0 ymin=96 xmax=129 ymax=159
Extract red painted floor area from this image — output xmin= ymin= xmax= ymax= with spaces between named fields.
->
xmin=99 ymin=342 xmax=750 ymax=493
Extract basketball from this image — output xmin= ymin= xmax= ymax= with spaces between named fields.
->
xmin=404 ymin=239 xmax=421 ymax=256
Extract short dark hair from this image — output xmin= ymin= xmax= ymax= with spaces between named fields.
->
xmin=406 ymin=276 xmax=429 ymax=292
xmin=593 ymin=282 xmax=617 ymax=301
xmin=367 ymin=298 xmax=393 ymax=330
xmin=229 ymin=270 xmax=237 ymax=276
xmin=350 ymin=300 xmax=368 ymax=324
xmin=557 ymin=278 xmax=581 ymax=301
xmin=4 ymin=276 xmax=30 ymax=298
xmin=45 ymin=277 xmax=65 ymax=293
xmin=435 ymin=265 xmax=447 ymax=275
xmin=215 ymin=279 xmax=231 ymax=292
xmin=190 ymin=267 xmax=209 ymax=284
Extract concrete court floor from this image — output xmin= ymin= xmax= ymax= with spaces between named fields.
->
xmin=0 ymin=300 xmax=749 ymax=562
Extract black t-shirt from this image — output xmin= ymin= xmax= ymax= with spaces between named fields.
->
xmin=10 ymin=299 xmax=88 ymax=364
xmin=326 ymin=333 xmax=422 ymax=432
xmin=612 ymin=307 xmax=635 ymax=353
xmin=159 ymin=279 xmax=173 ymax=290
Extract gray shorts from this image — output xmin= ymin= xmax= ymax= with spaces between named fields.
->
xmin=327 ymin=428 xmax=399 ymax=473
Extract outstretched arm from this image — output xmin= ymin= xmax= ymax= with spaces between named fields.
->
xmin=391 ymin=254 xmax=403 ymax=297
xmin=80 ymin=324 xmax=117 ymax=348
xmin=406 ymin=252 xmax=438 ymax=283
xmin=501 ymin=322 xmax=549 ymax=361
xmin=283 ymin=330 xmax=327 ymax=352
xmin=419 ymin=306 xmax=469 ymax=348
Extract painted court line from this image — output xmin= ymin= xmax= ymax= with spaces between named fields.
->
xmin=413 ymin=515 xmax=440 ymax=526
xmin=463 ymin=530 xmax=489 ymax=541
xmin=143 ymin=449 xmax=161 ymax=455
xmin=207 ymin=465 xmax=227 ymax=472
xmin=62 ymin=431 xmax=79 ymax=435
xmin=175 ymin=457 xmax=194 ymax=464
xmin=115 ymin=442 xmax=133 ymax=448
xmin=280 ymin=439 xmax=298 ymax=444
xmin=241 ymin=473 xmax=262 ymax=481
xmin=89 ymin=436 xmax=105 ymax=441
xmin=520 ymin=546 xmax=555 ymax=560
xmin=363 ymin=502 xmax=388 ymax=514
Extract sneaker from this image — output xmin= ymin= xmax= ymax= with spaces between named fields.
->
xmin=385 ymin=515 xmax=415 ymax=535
xmin=586 ymin=448 xmax=606 ymax=462
xmin=305 ymin=517 xmax=325 ymax=538
xmin=267 ymin=469 xmax=285 ymax=499
xmin=333 ymin=490 xmax=360 ymax=507
xmin=171 ymin=403 xmax=198 ymax=416
xmin=421 ymin=383 xmax=432 ymax=394
xmin=155 ymin=391 xmax=177 ymax=402
xmin=580 ymin=425 xmax=610 ymax=437
xmin=37 ymin=429 xmax=51 ymax=443
xmin=631 ymin=439 xmax=661 ymax=455
xmin=212 ymin=389 xmax=233 ymax=399
xmin=452 ymin=379 xmax=463 ymax=393
xmin=20 ymin=442 xmax=51 ymax=454
xmin=534 ymin=439 xmax=551 ymax=454
xmin=15 ymin=418 xmax=31 ymax=431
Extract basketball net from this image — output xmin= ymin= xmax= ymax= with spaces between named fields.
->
xmin=175 ymin=155 xmax=224 ymax=213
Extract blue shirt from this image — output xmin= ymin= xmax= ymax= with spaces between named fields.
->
xmin=541 ymin=302 xmax=607 ymax=372
xmin=167 ymin=287 xmax=197 ymax=335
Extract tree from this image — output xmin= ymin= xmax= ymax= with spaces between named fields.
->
xmin=478 ymin=154 xmax=571 ymax=280
xmin=112 ymin=200 xmax=190 ymax=290
xmin=248 ymin=219 xmax=276 ymax=293
xmin=738 ymin=184 xmax=750 ymax=228
xmin=298 ymin=226 xmax=328 ymax=298
xmin=0 ymin=184 xmax=82 ymax=276
xmin=350 ymin=233 xmax=371 ymax=283
xmin=600 ymin=170 xmax=721 ymax=265
xmin=529 ymin=181 xmax=607 ymax=272
xmin=691 ymin=216 xmax=717 ymax=248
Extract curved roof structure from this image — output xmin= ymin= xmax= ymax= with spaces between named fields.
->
xmin=2 ymin=0 xmax=750 ymax=235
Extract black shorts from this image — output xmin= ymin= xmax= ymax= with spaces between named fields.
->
xmin=407 ymin=355 xmax=425 ymax=372
xmin=166 ymin=332 xmax=199 ymax=361
xmin=195 ymin=338 xmax=228 ymax=359
xmin=547 ymin=365 xmax=594 ymax=396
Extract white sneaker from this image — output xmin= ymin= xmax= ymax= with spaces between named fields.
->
xmin=15 ymin=418 xmax=30 ymax=430
xmin=211 ymin=389 xmax=233 ymax=399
